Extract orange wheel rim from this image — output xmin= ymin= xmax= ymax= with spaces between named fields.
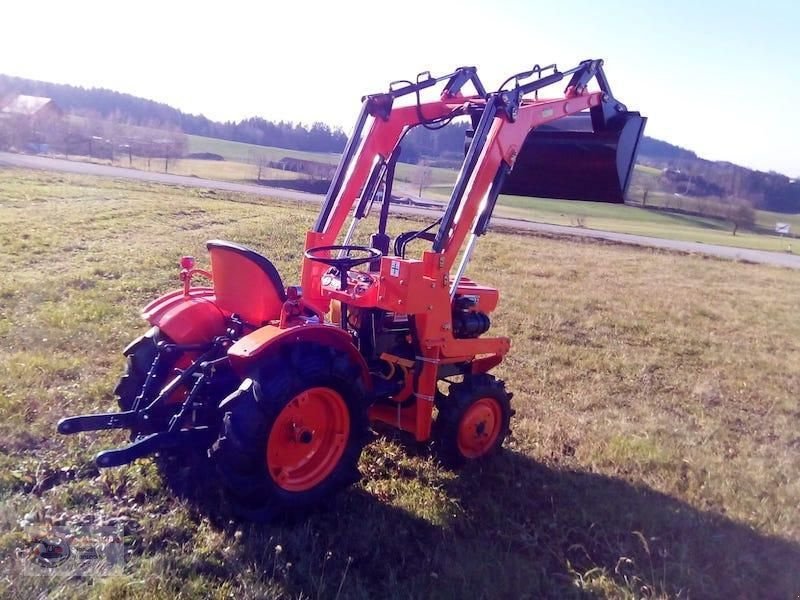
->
xmin=457 ymin=397 xmax=502 ymax=459
xmin=266 ymin=387 xmax=350 ymax=492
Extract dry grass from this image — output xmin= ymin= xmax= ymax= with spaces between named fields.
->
xmin=63 ymin=154 xmax=302 ymax=183
xmin=0 ymin=168 xmax=798 ymax=599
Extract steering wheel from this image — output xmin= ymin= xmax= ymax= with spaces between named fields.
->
xmin=304 ymin=245 xmax=383 ymax=291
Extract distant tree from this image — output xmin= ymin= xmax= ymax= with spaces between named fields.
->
xmin=0 ymin=114 xmax=29 ymax=150
xmin=3 ymin=72 xmax=798 ymax=214
xmin=161 ymin=134 xmax=187 ymax=173
xmin=638 ymin=137 xmax=697 ymax=162
xmin=414 ymin=160 xmax=433 ymax=198
xmin=250 ymin=152 xmax=270 ymax=181
xmin=0 ymin=117 xmax=14 ymax=150
xmin=728 ymin=199 xmax=755 ymax=236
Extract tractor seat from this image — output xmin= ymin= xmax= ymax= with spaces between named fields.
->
xmin=206 ymin=240 xmax=287 ymax=326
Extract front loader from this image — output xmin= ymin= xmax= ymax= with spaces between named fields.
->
xmin=59 ymin=59 xmax=645 ymax=519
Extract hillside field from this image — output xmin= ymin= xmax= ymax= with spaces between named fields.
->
xmin=496 ymin=196 xmax=798 ymax=252
xmin=52 ymin=132 xmax=799 ymax=254
xmin=0 ymin=169 xmax=798 ymax=599
xmin=187 ymin=134 xmax=799 ymax=252
xmin=186 ymin=135 xmax=459 ymax=185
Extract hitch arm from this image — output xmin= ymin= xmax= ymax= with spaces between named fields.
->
xmin=57 ymin=411 xmax=137 ymax=435
xmin=94 ymin=427 xmax=214 ymax=468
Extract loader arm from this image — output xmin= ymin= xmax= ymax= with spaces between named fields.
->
xmin=301 ymin=66 xmax=485 ymax=301
xmin=311 ymin=67 xmax=484 ymax=245
xmin=297 ymin=59 xmax=643 ymax=441
xmin=303 ymin=59 xmax=624 ymax=295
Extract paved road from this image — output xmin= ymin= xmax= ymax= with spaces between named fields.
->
xmin=2 ymin=151 xmax=799 ymax=270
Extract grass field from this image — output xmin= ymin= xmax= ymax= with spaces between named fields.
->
xmin=186 ymin=135 xmax=458 ymax=185
xmin=0 ymin=168 xmax=798 ymax=599
xmin=62 ymin=133 xmax=799 ymax=254
xmin=61 ymin=147 xmax=800 ymax=254
xmin=186 ymin=135 xmax=342 ymax=166
xmin=186 ymin=135 xmax=800 ymax=252
xmin=106 ymin=155 xmax=302 ymax=183
xmin=496 ymin=196 xmax=798 ymax=252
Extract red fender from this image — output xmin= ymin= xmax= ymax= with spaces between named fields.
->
xmin=142 ymin=288 xmax=227 ymax=346
xmin=227 ymin=323 xmax=371 ymax=389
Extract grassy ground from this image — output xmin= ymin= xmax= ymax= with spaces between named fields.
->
xmin=182 ymin=141 xmax=800 ymax=252
xmin=99 ymin=155 xmax=300 ymax=183
xmin=186 ymin=135 xmax=457 ymax=185
xmin=0 ymin=168 xmax=798 ymax=599
xmin=496 ymin=196 xmax=797 ymax=252
xmin=186 ymin=135 xmax=341 ymax=166
xmin=53 ymin=133 xmax=800 ymax=253
xmin=755 ymin=208 xmax=800 ymax=231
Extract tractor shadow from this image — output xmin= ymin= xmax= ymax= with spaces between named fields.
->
xmin=169 ymin=450 xmax=800 ymax=599
xmin=432 ymin=450 xmax=800 ymax=599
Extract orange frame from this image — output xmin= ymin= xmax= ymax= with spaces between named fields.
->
xmin=287 ymin=87 xmax=602 ymax=440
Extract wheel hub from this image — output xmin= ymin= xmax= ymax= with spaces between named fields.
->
xmin=457 ymin=397 xmax=503 ymax=459
xmin=266 ymin=387 xmax=350 ymax=492
xmin=294 ymin=426 xmax=314 ymax=445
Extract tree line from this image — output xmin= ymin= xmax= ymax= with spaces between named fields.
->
xmin=0 ymin=74 xmax=348 ymax=154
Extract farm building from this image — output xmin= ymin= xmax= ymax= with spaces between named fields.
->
xmin=0 ymin=95 xmax=64 ymax=152
xmin=0 ymin=94 xmax=63 ymax=120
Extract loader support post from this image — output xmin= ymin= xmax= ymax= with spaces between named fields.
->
xmin=450 ymin=162 xmax=510 ymax=297
xmin=450 ymin=233 xmax=479 ymax=300
xmin=378 ymin=149 xmax=398 ymax=237
xmin=315 ymin=99 xmax=371 ymax=233
xmin=371 ymin=147 xmax=399 ymax=265
xmin=433 ymin=98 xmax=498 ymax=254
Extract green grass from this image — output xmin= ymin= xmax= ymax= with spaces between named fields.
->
xmin=187 ymin=135 xmax=667 ymax=192
xmin=634 ymin=164 xmax=663 ymax=176
xmin=0 ymin=168 xmax=799 ymax=599
xmin=496 ymin=195 xmax=798 ymax=252
xmin=756 ymin=208 xmax=800 ymax=231
xmin=186 ymin=134 xmax=342 ymax=166
xmin=71 ymin=153 xmax=302 ymax=184
xmin=186 ymin=134 xmax=457 ymax=186
xmin=80 ymin=133 xmax=800 ymax=253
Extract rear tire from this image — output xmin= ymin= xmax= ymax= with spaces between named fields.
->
xmin=114 ymin=328 xmax=161 ymax=412
xmin=433 ymin=374 xmax=513 ymax=468
xmin=211 ymin=343 xmax=370 ymax=521
xmin=113 ymin=327 xmax=179 ymax=434
xmin=113 ymin=327 xmax=218 ymax=497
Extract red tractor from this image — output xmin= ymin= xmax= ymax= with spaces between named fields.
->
xmin=59 ymin=60 xmax=645 ymax=519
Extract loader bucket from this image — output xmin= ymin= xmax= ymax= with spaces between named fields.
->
xmin=501 ymin=109 xmax=647 ymax=203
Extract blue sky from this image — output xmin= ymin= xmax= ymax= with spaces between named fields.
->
xmin=1 ymin=0 xmax=797 ymax=176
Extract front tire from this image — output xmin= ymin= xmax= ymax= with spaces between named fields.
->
xmin=211 ymin=343 xmax=370 ymax=521
xmin=433 ymin=374 xmax=513 ymax=468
